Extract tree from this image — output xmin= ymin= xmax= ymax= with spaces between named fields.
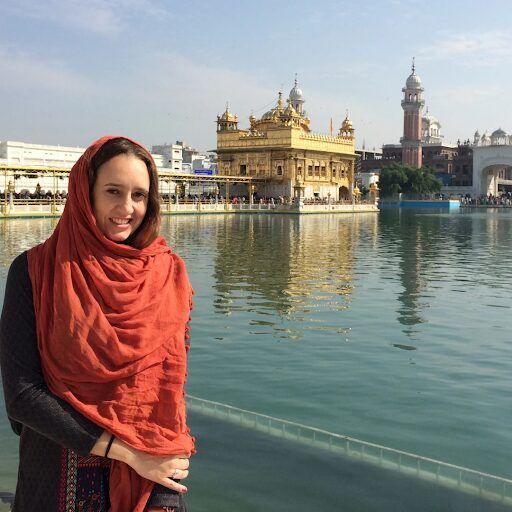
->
xmin=379 ymin=164 xmax=442 ymax=197
xmin=379 ymin=164 xmax=408 ymax=197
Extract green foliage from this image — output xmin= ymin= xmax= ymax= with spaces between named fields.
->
xmin=379 ymin=164 xmax=442 ymax=197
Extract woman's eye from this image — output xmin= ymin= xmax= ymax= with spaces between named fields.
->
xmin=106 ymin=189 xmax=119 ymax=195
xmin=134 ymin=192 xmax=147 ymax=200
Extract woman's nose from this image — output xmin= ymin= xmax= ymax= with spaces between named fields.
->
xmin=119 ymin=194 xmax=134 ymax=214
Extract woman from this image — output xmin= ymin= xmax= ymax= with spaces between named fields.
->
xmin=0 ymin=136 xmax=195 ymax=512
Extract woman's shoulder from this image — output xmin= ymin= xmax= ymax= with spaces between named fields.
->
xmin=6 ymin=251 xmax=31 ymax=292
xmin=8 ymin=251 xmax=29 ymax=277
xmin=3 ymin=252 xmax=33 ymax=315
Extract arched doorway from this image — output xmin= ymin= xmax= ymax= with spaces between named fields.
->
xmin=480 ymin=164 xmax=512 ymax=196
xmin=339 ymin=186 xmax=349 ymax=200
xmin=473 ymin=145 xmax=512 ymax=196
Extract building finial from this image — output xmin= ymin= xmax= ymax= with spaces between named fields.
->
xmin=294 ymin=73 xmax=298 ymax=87
xmin=277 ymin=90 xmax=284 ymax=110
xmin=412 ymin=57 xmax=415 ymax=74
xmin=225 ymin=101 xmax=229 ymax=112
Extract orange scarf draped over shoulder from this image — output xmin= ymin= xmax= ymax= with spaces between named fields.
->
xmin=27 ymin=136 xmax=195 ymax=511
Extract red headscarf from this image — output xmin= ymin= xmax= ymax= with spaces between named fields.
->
xmin=27 ymin=136 xmax=195 ymax=511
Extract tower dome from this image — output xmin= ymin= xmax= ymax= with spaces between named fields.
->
xmin=288 ymin=76 xmax=305 ymax=115
xmin=405 ymin=60 xmax=422 ymax=90
xmin=216 ymin=103 xmax=239 ymax=132
xmin=406 ymin=72 xmax=422 ymax=89
xmin=289 ymin=80 xmax=304 ymax=102
xmin=491 ymin=128 xmax=509 ymax=145
xmin=491 ymin=127 xmax=508 ymax=138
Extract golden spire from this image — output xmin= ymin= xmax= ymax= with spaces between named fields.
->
xmin=277 ymin=91 xmax=284 ymax=110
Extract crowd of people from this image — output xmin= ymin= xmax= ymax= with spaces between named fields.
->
xmin=9 ymin=190 xmax=67 ymax=200
xmin=460 ymin=193 xmax=512 ymax=206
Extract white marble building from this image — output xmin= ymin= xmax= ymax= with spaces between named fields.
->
xmin=472 ymin=128 xmax=512 ymax=196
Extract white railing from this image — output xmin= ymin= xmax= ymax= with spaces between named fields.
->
xmin=1 ymin=200 xmax=378 ymax=217
xmin=186 ymin=395 xmax=512 ymax=506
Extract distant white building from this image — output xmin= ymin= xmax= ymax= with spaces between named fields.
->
xmin=360 ymin=172 xmax=379 ymax=188
xmin=151 ymin=143 xmax=183 ymax=172
xmin=0 ymin=139 xmax=189 ymax=194
xmin=422 ymin=107 xmax=443 ymax=144
xmin=472 ymin=128 xmax=512 ymax=196
xmin=0 ymin=140 xmax=84 ymax=168
xmin=0 ymin=140 xmax=84 ymax=195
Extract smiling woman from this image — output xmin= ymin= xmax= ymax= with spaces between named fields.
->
xmin=0 ymin=136 xmax=195 ymax=512
xmin=89 ymin=138 xmax=162 ymax=248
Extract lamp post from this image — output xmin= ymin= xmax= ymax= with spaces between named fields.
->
xmin=7 ymin=179 xmax=15 ymax=213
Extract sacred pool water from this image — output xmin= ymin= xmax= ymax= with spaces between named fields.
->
xmin=1 ymin=209 xmax=511 ymax=511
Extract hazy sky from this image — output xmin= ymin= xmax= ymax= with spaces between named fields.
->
xmin=1 ymin=0 xmax=510 ymax=152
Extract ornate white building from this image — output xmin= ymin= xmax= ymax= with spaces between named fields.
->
xmin=422 ymin=108 xmax=443 ymax=144
xmin=471 ymin=128 xmax=512 ymax=196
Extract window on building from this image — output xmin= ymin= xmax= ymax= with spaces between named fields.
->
xmin=308 ymin=165 xmax=313 ymax=176
xmin=276 ymin=165 xmax=283 ymax=175
xmin=240 ymin=164 xmax=247 ymax=176
xmin=297 ymin=166 xmax=302 ymax=176
xmin=321 ymin=166 xmax=326 ymax=177
xmin=314 ymin=165 xmax=320 ymax=176
xmin=332 ymin=167 xmax=336 ymax=177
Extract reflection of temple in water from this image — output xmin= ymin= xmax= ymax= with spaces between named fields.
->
xmin=211 ymin=215 xmax=373 ymax=317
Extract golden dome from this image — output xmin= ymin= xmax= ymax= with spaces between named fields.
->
xmin=342 ymin=114 xmax=353 ymax=131
xmin=219 ymin=104 xmax=237 ymax=122
xmin=261 ymin=107 xmax=279 ymax=120
xmin=353 ymin=186 xmax=361 ymax=195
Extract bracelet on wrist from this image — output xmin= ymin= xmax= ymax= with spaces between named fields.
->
xmin=104 ymin=435 xmax=115 ymax=458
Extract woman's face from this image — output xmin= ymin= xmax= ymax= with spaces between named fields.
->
xmin=92 ymin=153 xmax=150 ymax=242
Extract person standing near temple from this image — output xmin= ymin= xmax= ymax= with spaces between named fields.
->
xmin=0 ymin=136 xmax=195 ymax=512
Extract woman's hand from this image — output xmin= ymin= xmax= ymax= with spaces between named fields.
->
xmin=91 ymin=432 xmax=190 ymax=493
xmin=121 ymin=445 xmax=190 ymax=493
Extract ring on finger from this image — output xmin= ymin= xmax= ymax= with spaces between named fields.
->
xmin=171 ymin=468 xmax=181 ymax=479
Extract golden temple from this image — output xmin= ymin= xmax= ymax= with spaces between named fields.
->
xmin=216 ymin=79 xmax=356 ymax=200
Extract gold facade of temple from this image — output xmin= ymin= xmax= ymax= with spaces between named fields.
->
xmin=216 ymin=81 xmax=356 ymax=200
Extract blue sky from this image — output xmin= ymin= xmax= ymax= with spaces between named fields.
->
xmin=1 ymin=0 xmax=511 ymax=152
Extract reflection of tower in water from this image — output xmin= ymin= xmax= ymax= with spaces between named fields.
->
xmin=389 ymin=212 xmax=446 ymax=336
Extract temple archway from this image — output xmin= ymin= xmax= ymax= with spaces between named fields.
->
xmin=339 ymin=186 xmax=350 ymax=200
xmin=473 ymin=145 xmax=512 ymax=196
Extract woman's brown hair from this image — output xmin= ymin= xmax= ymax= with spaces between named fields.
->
xmin=89 ymin=137 xmax=160 ymax=249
